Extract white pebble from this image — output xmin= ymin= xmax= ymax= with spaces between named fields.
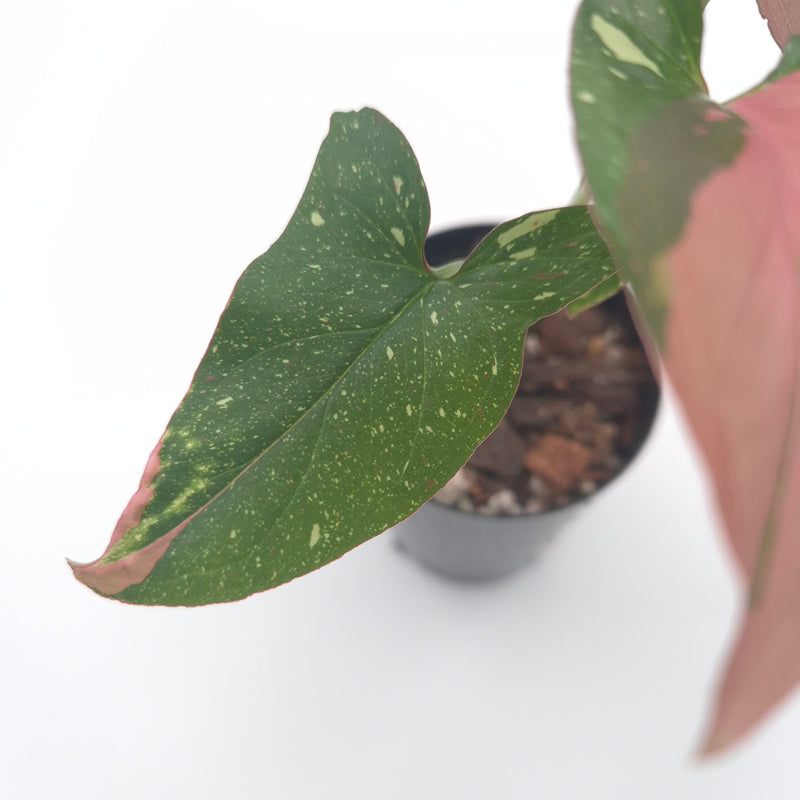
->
xmin=457 ymin=497 xmax=475 ymax=512
xmin=482 ymin=489 xmax=521 ymax=516
xmin=528 ymin=475 xmax=548 ymax=497
xmin=435 ymin=468 xmax=471 ymax=506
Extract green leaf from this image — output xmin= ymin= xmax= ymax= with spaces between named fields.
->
xmin=571 ymin=0 xmax=707 ymax=261
xmin=71 ymin=108 xmax=616 ymax=606
xmin=572 ymin=4 xmax=800 ymax=343
xmin=571 ymin=0 xmax=769 ymax=342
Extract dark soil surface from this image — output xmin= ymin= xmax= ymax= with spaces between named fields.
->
xmin=434 ymin=294 xmax=660 ymax=515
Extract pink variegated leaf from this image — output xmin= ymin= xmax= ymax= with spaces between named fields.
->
xmin=679 ymin=73 xmax=800 ymax=754
xmin=573 ymin=0 xmax=800 ymax=753
xmin=618 ymin=67 xmax=800 ymax=755
xmin=757 ymin=0 xmax=800 ymax=47
xmin=612 ymin=70 xmax=800 ymax=753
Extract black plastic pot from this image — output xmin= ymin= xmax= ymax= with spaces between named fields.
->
xmin=393 ymin=223 xmax=660 ymax=581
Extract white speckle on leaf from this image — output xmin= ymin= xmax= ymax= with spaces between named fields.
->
xmin=590 ymin=14 xmax=663 ymax=77
xmin=311 ymin=211 xmax=325 ymax=227
xmin=509 ymin=246 xmax=539 ymax=260
xmin=577 ymin=90 xmax=596 ymax=103
xmin=310 ymin=523 xmax=321 ymax=548
xmin=430 ymin=311 xmax=438 ymax=325
xmin=230 ymin=530 xmax=237 ymax=539
xmin=534 ymin=291 xmax=556 ymax=301
xmin=497 ymin=210 xmax=557 ymax=247
xmin=391 ymin=227 xmax=405 ymax=247
xmin=393 ymin=176 xmax=404 ymax=194
xmin=406 ymin=404 xmax=413 ymax=416
xmin=439 ymin=408 xmax=446 ymax=417
xmin=386 ymin=346 xmax=394 ymax=360
xmin=216 ymin=396 xmax=233 ymax=407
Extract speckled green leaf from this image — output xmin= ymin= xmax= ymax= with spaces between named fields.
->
xmin=70 ymin=108 xmax=615 ymax=606
xmin=571 ymin=0 xmax=707 ymax=264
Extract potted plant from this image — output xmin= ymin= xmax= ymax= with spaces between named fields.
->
xmin=69 ymin=0 xmax=800 ymax=755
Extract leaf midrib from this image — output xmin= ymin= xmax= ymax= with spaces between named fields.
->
xmin=329 ymin=191 xmax=424 ymax=273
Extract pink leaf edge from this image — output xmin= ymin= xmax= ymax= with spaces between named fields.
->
xmin=654 ymin=71 xmax=800 ymax=753
xmin=68 ymin=439 xmax=180 ymax=597
xmin=756 ymin=0 xmax=800 ymax=47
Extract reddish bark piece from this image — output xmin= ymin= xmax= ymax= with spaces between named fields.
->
xmin=524 ymin=433 xmax=593 ymax=492
xmin=652 ymin=72 xmax=800 ymax=753
xmin=756 ymin=0 xmax=800 ymax=47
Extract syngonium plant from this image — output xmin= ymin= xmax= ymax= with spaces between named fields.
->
xmin=70 ymin=0 xmax=800 ymax=754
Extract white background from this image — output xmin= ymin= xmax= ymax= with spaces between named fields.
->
xmin=2 ymin=1 xmax=799 ymax=797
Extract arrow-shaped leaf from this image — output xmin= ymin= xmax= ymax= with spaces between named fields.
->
xmin=71 ymin=108 xmax=616 ymax=606
xmin=573 ymin=0 xmax=800 ymax=752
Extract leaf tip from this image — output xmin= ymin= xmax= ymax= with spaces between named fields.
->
xmin=68 ymin=524 xmax=183 ymax=598
xmin=69 ymin=438 xmax=166 ymax=598
xmin=695 ymin=722 xmax=739 ymax=759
